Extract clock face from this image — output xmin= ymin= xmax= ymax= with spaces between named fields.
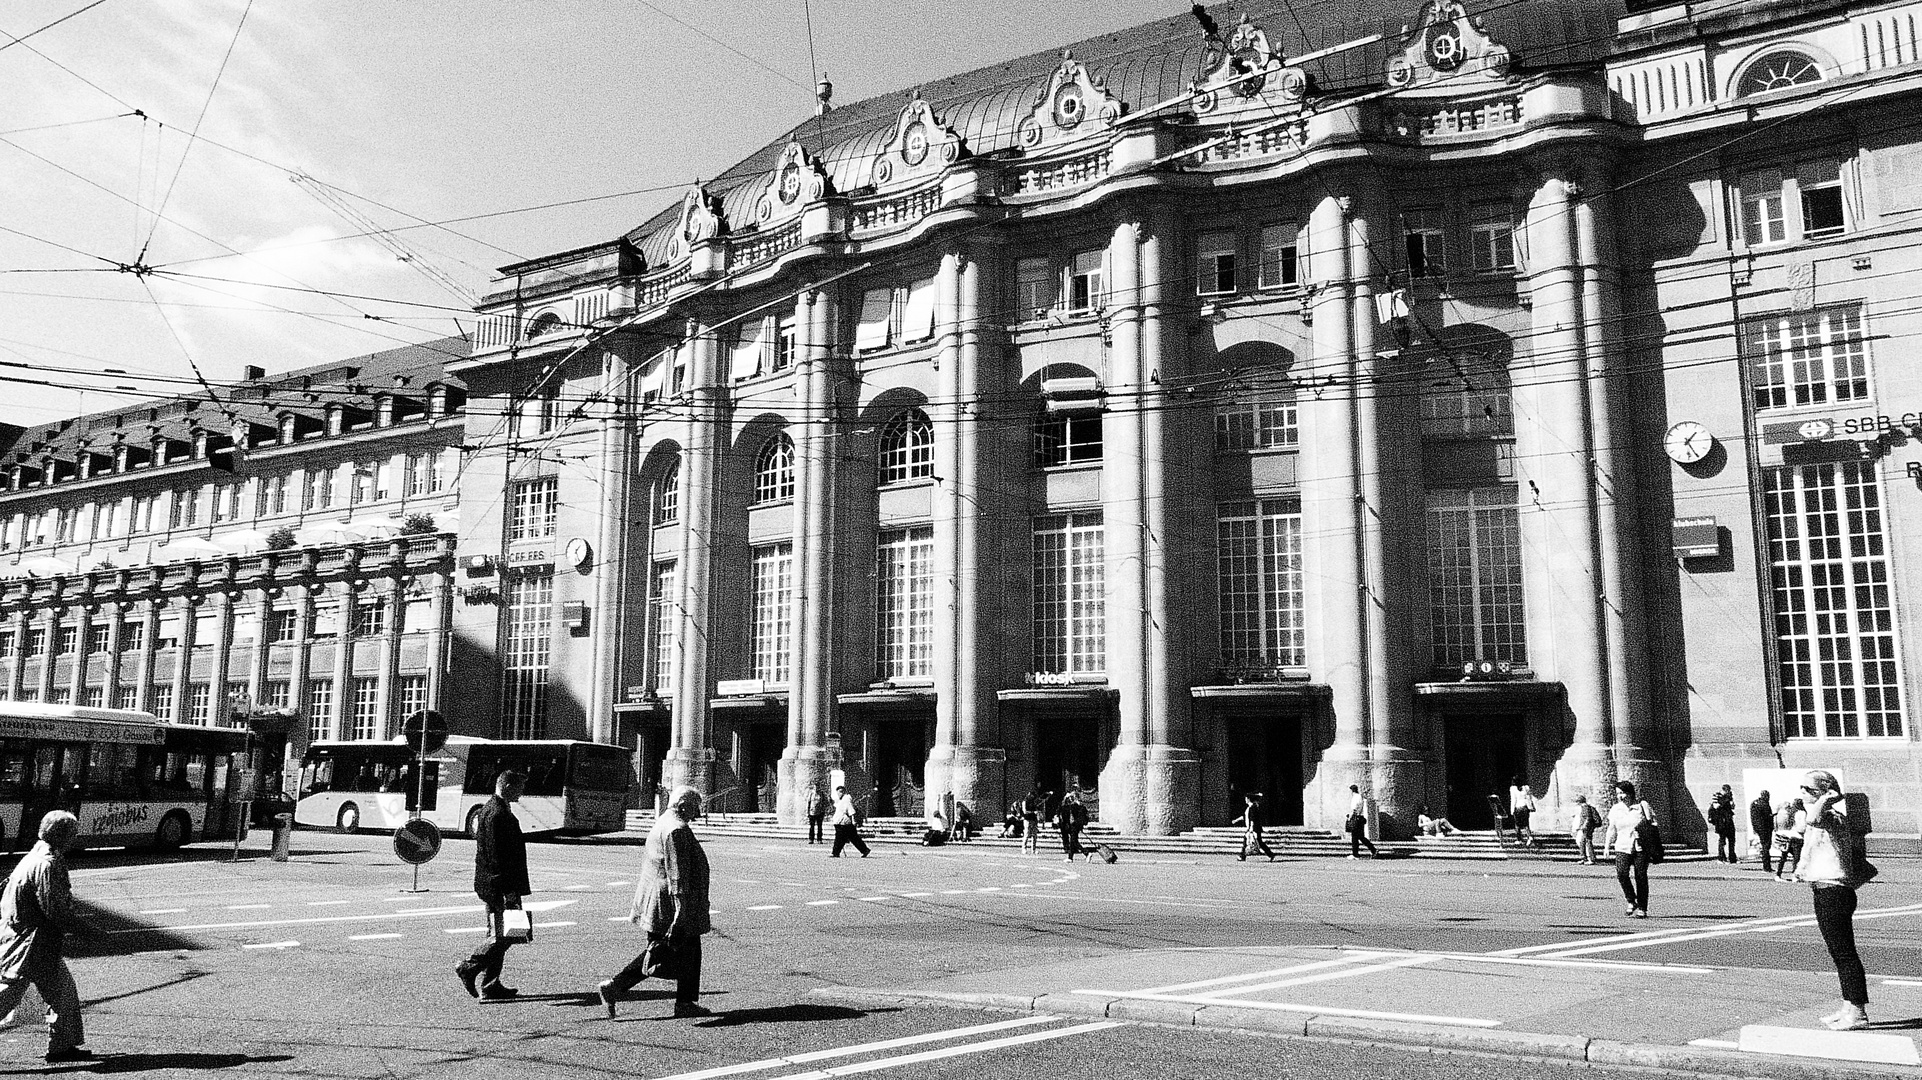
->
xmin=565 ymin=537 xmax=592 ymax=568
xmin=1663 ymin=421 xmax=1715 ymax=464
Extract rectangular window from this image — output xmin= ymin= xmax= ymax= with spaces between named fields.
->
xmin=351 ymin=468 xmax=376 ymax=506
xmin=257 ymin=475 xmax=288 ymax=517
xmin=404 ymin=453 xmax=429 ymax=497
xmin=0 ymin=631 xmax=13 ymax=658
xmin=269 ymin=608 xmax=299 ymax=643
xmin=82 ymin=687 xmax=103 ymax=709
xmin=351 ymin=597 xmax=388 ymax=638
xmin=151 ymin=683 xmax=175 ymax=721
xmin=1743 ymin=306 xmax=1868 ymax=411
xmin=501 ymin=572 xmax=554 ymax=739
xmin=210 ymin=482 xmax=239 ymax=523
xmin=55 ymin=626 xmax=77 ymax=656
xmin=1740 ymin=168 xmax=1787 ymax=246
xmin=47 ymin=688 xmax=70 ymax=706
xmin=264 ymin=680 xmax=291 ymax=710
xmin=112 ymin=686 xmax=137 ymax=710
xmin=1426 ymin=488 xmax=1526 ymax=667
xmin=1420 ymin=359 xmax=1514 ymax=438
xmin=1256 ymin=223 xmax=1300 ymax=290
xmin=1196 ymin=231 xmax=1238 ymax=296
xmin=25 ymin=629 xmax=46 ymax=657
xmin=648 ymin=561 xmax=677 ymax=695
xmin=350 ymin=678 xmax=383 ymax=741
xmin=1016 ymin=257 xmax=1054 ymax=319
xmin=749 ymin=544 xmax=794 ymax=684
xmin=1798 ymin=159 xmax=1846 ymax=237
xmin=773 ymin=314 xmax=797 ymax=371
xmin=1405 ymin=210 xmax=1447 ymax=277
xmin=1034 ymin=413 xmax=1104 ymax=467
xmin=1067 ymin=249 xmax=1105 ymax=312
xmin=854 ymin=287 xmax=894 ymax=352
xmin=1214 ymin=383 xmax=1299 ymax=450
xmin=730 ymin=317 xmax=766 ymax=382
xmin=901 ymin=276 xmax=938 ymax=344
xmin=187 ymin=683 xmax=213 ymax=725
xmin=398 ymin=675 xmax=428 ymax=720
xmin=508 ymin=476 xmax=559 ymax=541
xmin=1469 ymin=204 xmax=1516 ymax=273
xmin=119 ymin=620 xmax=144 ymax=653
xmin=1218 ymin=501 xmax=1306 ymax=669
xmin=875 ymin=527 xmax=935 ymax=680
xmin=1765 ymin=462 xmax=1903 ymax=738
xmin=306 ymin=680 xmax=334 ymax=743
xmin=133 ymin=494 xmax=158 ymax=534
xmin=53 ymin=508 xmax=76 ymax=544
xmin=1032 ymin=513 xmax=1105 ymax=674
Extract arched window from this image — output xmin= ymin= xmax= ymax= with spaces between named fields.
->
xmin=652 ymin=459 xmax=680 ymax=523
xmin=526 ymin=312 xmax=564 ymax=339
xmin=1737 ymin=50 xmax=1822 ymax=96
xmin=877 ymin=408 xmax=934 ymax=484
xmin=753 ymin=433 xmax=795 ymax=504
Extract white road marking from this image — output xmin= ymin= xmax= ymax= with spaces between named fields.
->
xmin=609 ymin=916 xmax=630 ymax=922
xmin=227 ymin=904 xmax=271 ymax=910
xmin=1335 ymin=948 xmax=1716 ymax=975
xmin=106 ymin=899 xmax=577 ymax=935
xmin=653 ymin=1016 xmax=1064 ymax=1080
xmin=1688 ymin=1039 xmax=1739 ymax=1049
xmin=1540 ymin=903 xmax=1922 ymax=959
xmin=939 ymin=890 xmax=967 ymax=895
xmin=765 ymin=1021 xmax=1121 ymax=1080
xmin=564 ymin=884 xmax=593 ymax=891
xmin=747 ymin=905 xmax=783 ymax=911
xmin=309 ymin=900 xmax=355 ymax=907
xmin=139 ymin=908 xmax=186 ymax=915
xmin=1076 ymin=990 xmax=1497 ymax=1029
xmin=242 ymin=941 xmax=299 ymax=950
xmin=1883 ymin=979 xmax=1922 ymax=987
xmin=1493 ymin=903 xmax=1922 ymax=958
xmin=349 ymin=933 xmax=402 ymax=941
xmin=534 ymin=921 xmax=576 ymax=928
xmin=975 ymin=887 xmax=1001 ymax=893
xmin=857 ymin=897 xmax=890 ymax=902
xmin=443 ymin=927 xmax=485 ymax=935
xmin=1138 ymin=955 xmax=1388 ymax=995
xmin=607 ymin=881 xmax=631 ymax=887
xmin=899 ymin=892 xmax=931 ymax=898
xmin=1009 ymin=884 xmax=1032 ymax=888
xmin=807 ymin=900 xmax=839 ymax=907
xmin=1199 ymin=954 xmax=1437 ymax=997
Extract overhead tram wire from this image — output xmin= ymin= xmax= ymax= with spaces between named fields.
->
xmin=0 ymin=0 xmax=112 ymax=57
xmin=135 ymin=0 xmax=252 ymax=264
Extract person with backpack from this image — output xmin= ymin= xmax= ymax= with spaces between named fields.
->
xmin=1707 ymin=784 xmax=1737 ymax=862
xmin=1569 ymin=794 xmax=1602 ymax=864
xmin=1603 ymin=780 xmax=1659 ymax=918
xmin=1797 ymin=769 xmax=1875 ymax=1031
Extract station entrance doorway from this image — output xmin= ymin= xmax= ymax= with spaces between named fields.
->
xmin=1032 ymin=716 xmax=1103 ymax=801
xmin=1443 ymin=713 xmax=1527 ymax=828
xmin=1223 ymin=713 xmax=1304 ymax=826
xmin=867 ymin=716 xmax=928 ymax=817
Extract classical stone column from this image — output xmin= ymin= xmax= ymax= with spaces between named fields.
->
xmin=169 ymin=596 xmax=196 ymax=720
xmin=1516 ymin=155 xmax=1624 ymax=809
xmin=426 ymin=537 xmax=455 ymax=712
xmin=378 ymin=573 xmax=404 ymax=739
xmin=103 ymin=599 xmax=126 ymax=708
xmin=34 ymin=610 xmax=59 ymax=702
xmin=332 ymin=580 xmax=357 ymax=737
xmin=6 ymin=610 xmax=28 ymax=699
xmin=779 ymin=290 xmax=844 ymax=825
xmin=1099 ymin=210 xmax=1200 ymax=835
xmin=133 ymin=594 xmax=160 ymax=711
xmin=588 ymin=348 xmax=635 ymax=744
xmin=665 ymin=320 xmax=723 ymax=796
xmin=1295 ymin=191 xmax=1371 ymax=829
xmin=925 ymin=244 xmax=1007 ymax=819
xmin=207 ymin=589 xmax=236 ymax=725
xmin=289 ymin=580 xmax=319 ymax=743
xmin=66 ymin=605 xmax=92 ymax=705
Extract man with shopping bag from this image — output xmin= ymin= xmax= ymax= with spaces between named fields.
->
xmin=456 ymin=770 xmax=529 ymax=1002
xmin=598 ymin=786 xmax=712 ymax=1019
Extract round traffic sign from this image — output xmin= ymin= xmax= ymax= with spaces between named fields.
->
xmin=403 ymin=709 xmax=448 ymax=755
xmin=394 ymin=819 xmax=442 ymax=865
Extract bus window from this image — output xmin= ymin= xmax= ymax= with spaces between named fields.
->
xmin=568 ymin=747 xmax=630 ymax=793
xmin=466 ymin=750 xmax=566 ymax=797
xmin=0 ymin=755 xmax=26 ymax=801
xmin=85 ymin=744 xmax=142 ymax=801
xmin=377 ymin=765 xmax=406 ymax=793
xmin=184 ymin=753 xmax=209 ymax=795
xmin=302 ymin=758 xmax=335 ymax=796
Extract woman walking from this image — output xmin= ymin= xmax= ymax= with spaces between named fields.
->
xmin=1234 ymin=793 xmax=1277 ymax=861
xmin=1798 ymin=770 xmax=1872 ymax=1031
xmin=1053 ymin=790 xmax=1089 ymax=861
xmin=1604 ymin=780 xmax=1658 ymax=918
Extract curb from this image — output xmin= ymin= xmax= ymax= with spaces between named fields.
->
xmin=809 ymin=986 xmax=1918 ymax=1080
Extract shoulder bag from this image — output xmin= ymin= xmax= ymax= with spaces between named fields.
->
xmin=1634 ymin=803 xmax=1665 ymax=864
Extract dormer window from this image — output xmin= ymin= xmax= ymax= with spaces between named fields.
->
xmin=1736 ymin=50 xmax=1823 ymax=97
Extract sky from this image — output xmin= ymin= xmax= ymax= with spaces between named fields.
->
xmin=1 ymin=0 xmax=1194 ymax=428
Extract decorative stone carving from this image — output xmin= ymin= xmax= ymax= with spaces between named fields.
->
xmin=668 ymin=185 xmax=728 ymax=260
xmin=871 ymin=95 xmax=967 ymax=190
xmin=754 ymin=141 xmax=834 ymax=226
xmin=1017 ymin=51 xmax=1126 ymax=152
xmin=1193 ymin=15 xmax=1310 ymax=117
xmin=1385 ymin=0 xmax=1513 ymax=93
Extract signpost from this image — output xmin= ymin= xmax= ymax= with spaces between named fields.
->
xmin=396 ymin=710 xmax=448 ymax=892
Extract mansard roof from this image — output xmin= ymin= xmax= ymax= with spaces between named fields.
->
xmin=621 ymin=0 xmax=1625 ymax=264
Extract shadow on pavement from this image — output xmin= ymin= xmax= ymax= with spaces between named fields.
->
xmin=0 ymin=1052 xmax=293 ymax=1074
xmin=692 ymin=1003 xmax=894 ymax=1028
xmin=1869 ymin=1017 xmax=1922 ymax=1030
xmin=66 ymin=902 xmax=209 ymax=957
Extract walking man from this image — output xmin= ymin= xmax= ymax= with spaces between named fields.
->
xmin=0 ymin=811 xmax=93 ymax=1063
xmin=804 ymin=783 xmax=828 ymax=845
xmin=1345 ymin=785 xmax=1379 ymax=858
xmin=1708 ymin=784 xmax=1737 ymax=862
xmin=829 ymin=785 xmax=870 ymax=857
xmin=599 ymin=786 xmax=712 ymax=1019
xmin=1235 ymin=792 xmax=1277 ymax=861
xmin=1054 ymin=790 xmax=1089 ymax=861
xmin=457 ymin=770 xmax=529 ymax=1000
xmin=1749 ymin=788 xmax=1775 ymax=872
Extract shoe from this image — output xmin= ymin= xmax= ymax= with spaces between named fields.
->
xmin=456 ymin=962 xmax=483 ymax=999
xmin=1632 ymin=909 xmax=1648 ymax=919
xmin=1825 ymin=1010 xmax=1870 ymax=1031
xmin=44 ymin=1048 xmax=96 ymax=1064
xmin=479 ymin=984 xmax=520 ymax=1001
xmin=597 ymin=980 xmax=618 ymax=1019
xmin=860 ymin=852 xmax=869 ymax=858
xmin=1624 ymin=905 xmax=1638 ymax=916
xmin=673 ymin=1002 xmax=714 ymax=1019
xmin=829 ymin=853 xmax=840 ymax=857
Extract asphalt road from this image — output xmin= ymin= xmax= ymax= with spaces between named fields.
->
xmin=0 ymin=827 xmax=1906 ymax=1078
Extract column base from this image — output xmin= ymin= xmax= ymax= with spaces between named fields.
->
xmin=1613 ymin=749 xmax=1670 ymax=818
xmin=924 ymin=744 xmax=1007 ymax=828
xmin=1368 ymin=745 xmax=1427 ymax=841
xmin=662 ymin=748 xmax=717 ymax=805
xmin=776 ymin=747 xmax=845 ymax=828
xmin=1098 ymin=744 xmax=1200 ymax=835
xmin=1549 ymin=744 xmax=1619 ymax=817
xmin=1309 ymin=746 xmax=1370 ymax=833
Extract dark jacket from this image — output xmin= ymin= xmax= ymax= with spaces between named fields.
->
xmin=472 ymin=796 xmax=530 ymax=900
xmin=1749 ymin=795 xmax=1775 ymax=834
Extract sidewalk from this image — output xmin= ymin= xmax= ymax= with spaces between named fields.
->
xmin=815 ymin=935 xmax=1922 ymax=1078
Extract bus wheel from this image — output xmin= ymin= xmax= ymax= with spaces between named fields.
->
xmin=337 ymin=803 xmax=361 ymax=834
xmin=465 ymin=806 xmax=485 ymax=838
xmin=154 ymin=812 xmax=191 ymax=851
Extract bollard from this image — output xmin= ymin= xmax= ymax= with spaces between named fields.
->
xmin=271 ymin=812 xmax=293 ymax=862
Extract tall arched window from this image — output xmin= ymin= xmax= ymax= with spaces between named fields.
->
xmin=877 ymin=408 xmax=934 ymax=484
xmin=1736 ymin=50 xmax=1822 ymax=96
xmin=651 ymin=458 xmax=680 ymax=523
xmin=753 ymin=433 xmax=795 ymax=504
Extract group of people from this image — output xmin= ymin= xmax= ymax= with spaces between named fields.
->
xmin=992 ymin=787 xmax=1093 ymax=860
xmin=800 ymin=783 xmax=873 ymax=857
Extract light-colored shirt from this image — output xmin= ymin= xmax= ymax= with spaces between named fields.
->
xmin=0 ymin=840 xmax=87 ymax=981
xmin=1604 ymin=800 xmax=1657 ymax=854
xmin=1347 ymin=791 xmax=1366 ymax=816
xmin=1510 ymin=786 xmax=1536 ymax=813
xmin=832 ymin=793 xmax=859 ymax=826
xmin=1799 ymin=794 xmax=1858 ymax=887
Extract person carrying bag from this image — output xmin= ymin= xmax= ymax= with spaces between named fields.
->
xmin=1797 ymin=769 xmax=1876 ymax=1031
xmin=1603 ymin=780 xmax=1659 ymax=918
xmin=598 ymin=786 xmax=712 ymax=1019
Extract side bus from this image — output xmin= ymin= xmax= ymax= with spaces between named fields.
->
xmin=0 ymin=702 xmax=250 ymax=852
xmin=294 ymin=736 xmax=629 ymax=836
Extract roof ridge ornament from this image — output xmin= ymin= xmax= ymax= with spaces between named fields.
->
xmin=872 ymin=94 xmax=968 ymax=190
xmin=756 ymin=141 xmax=834 ymax=226
xmin=1193 ymin=14 xmax=1310 ymax=116
xmin=670 ymin=184 xmax=727 ymax=261
xmin=1018 ymin=49 xmax=1126 ymax=151
xmin=1387 ymin=0 xmax=1513 ymax=92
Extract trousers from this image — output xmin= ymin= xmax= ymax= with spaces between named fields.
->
xmin=830 ymin=823 xmax=869 ymax=857
xmin=607 ymin=933 xmax=703 ymax=1003
xmin=1813 ymin=885 xmax=1867 ymax=1006
xmin=1615 ymin=850 xmax=1651 ymax=911
xmin=464 ymin=894 xmax=520 ymax=988
xmin=0 ymin=957 xmax=83 ymax=1053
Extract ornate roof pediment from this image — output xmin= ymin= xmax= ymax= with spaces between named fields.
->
xmin=1193 ymin=15 xmax=1311 ymax=118
xmin=669 ymin=185 xmax=727 ymax=260
xmin=871 ymin=95 xmax=968 ymax=191
xmin=754 ymin=142 xmax=834 ymax=227
xmin=1386 ymin=0 xmax=1513 ymax=94
xmin=1017 ymin=50 xmax=1126 ymax=152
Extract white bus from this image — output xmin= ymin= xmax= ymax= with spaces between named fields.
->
xmin=0 ymin=703 xmax=250 ymax=852
xmin=294 ymin=736 xmax=629 ymax=836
